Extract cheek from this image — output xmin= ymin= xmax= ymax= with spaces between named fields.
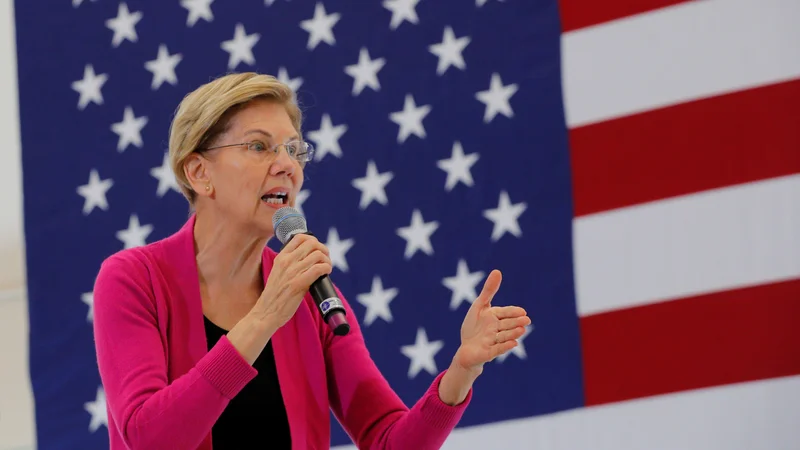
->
xmin=243 ymin=170 xmax=269 ymax=197
xmin=220 ymin=166 xmax=266 ymax=200
xmin=293 ymin=169 xmax=304 ymax=190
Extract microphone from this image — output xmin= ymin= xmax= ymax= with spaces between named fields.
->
xmin=272 ymin=206 xmax=350 ymax=336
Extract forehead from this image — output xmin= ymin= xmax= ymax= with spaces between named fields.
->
xmin=226 ymin=99 xmax=296 ymax=138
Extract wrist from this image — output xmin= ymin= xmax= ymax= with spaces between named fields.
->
xmin=227 ymin=313 xmax=277 ymax=365
xmin=451 ymin=346 xmax=484 ymax=379
xmin=246 ymin=310 xmax=279 ymax=340
xmin=438 ymin=351 xmax=482 ymax=406
xmin=448 ymin=359 xmax=483 ymax=384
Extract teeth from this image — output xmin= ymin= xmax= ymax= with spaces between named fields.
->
xmin=261 ymin=190 xmax=288 ymax=205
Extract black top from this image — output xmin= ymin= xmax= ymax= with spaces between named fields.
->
xmin=204 ymin=316 xmax=292 ymax=449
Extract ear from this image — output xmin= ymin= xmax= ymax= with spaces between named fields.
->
xmin=183 ymin=153 xmax=213 ymax=198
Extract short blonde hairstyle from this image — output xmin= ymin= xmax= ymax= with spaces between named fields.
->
xmin=168 ymin=72 xmax=302 ymax=203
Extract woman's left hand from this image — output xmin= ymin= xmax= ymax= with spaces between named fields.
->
xmin=437 ymin=269 xmax=530 ymax=405
xmin=452 ymin=269 xmax=531 ymax=374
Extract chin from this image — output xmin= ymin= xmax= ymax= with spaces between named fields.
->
xmin=253 ymin=221 xmax=276 ymax=240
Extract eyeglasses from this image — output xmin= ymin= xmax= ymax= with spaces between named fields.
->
xmin=198 ymin=140 xmax=315 ymax=164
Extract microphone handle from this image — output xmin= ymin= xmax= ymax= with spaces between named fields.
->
xmin=309 ymin=274 xmax=350 ymax=336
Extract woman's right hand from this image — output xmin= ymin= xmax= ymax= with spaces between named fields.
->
xmin=252 ymin=233 xmax=333 ymax=330
xmin=227 ymin=233 xmax=332 ymax=364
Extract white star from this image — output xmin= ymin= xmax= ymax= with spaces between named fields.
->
xmin=344 ymin=47 xmax=385 ymax=96
xmin=116 ymin=214 xmax=153 ymax=249
xmin=73 ymin=0 xmax=98 ymax=7
xmin=294 ymin=189 xmax=310 ymax=216
xmin=396 ymin=209 xmax=439 ymax=259
xmin=307 ymin=114 xmax=347 ymax=161
xmin=436 ymin=141 xmax=479 ymax=191
xmin=221 ymin=23 xmax=260 ymax=70
xmin=76 ymin=169 xmax=113 ymax=215
xmin=351 ymin=160 xmax=393 ymax=209
xmin=383 ymin=0 xmax=420 ymax=30
xmin=84 ymin=386 xmax=107 ymax=433
xmin=150 ymin=153 xmax=181 ymax=197
xmin=428 ymin=26 xmax=470 ymax=75
xmin=277 ymin=66 xmax=303 ymax=94
xmin=475 ymin=73 xmax=518 ymax=123
xmin=442 ymin=259 xmax=485 ymax=310
xmin=105 ymin=2 xmax=142 ymax=47
xmin=401 ymin=328 xmax=444 ymax=379
xmin=81 ymin=292 xmax=94 ymax=322
xmin=356 ymin=276 xmax=398 ymax=326
xmin=325 ymin=227 xmax=354 ymax=273
xmin=111 ymin=106 xmax=148 ymax=152
xmin=496 ymin=325 xmax=533 ymax=363
xmin=71 ymin=64 xmax=108 ymax=110
xmin=483 ymin=191 xmax=527 ymax=242
xmin=299 ymin=3 xmax=340 ymax=50
xmin=389 ymin=94 xmax=431 ymax=144
xmin=181 ymin=0 xmax=214 ymax=27
xmin=144 ymin=44 xmax=182 ymax=90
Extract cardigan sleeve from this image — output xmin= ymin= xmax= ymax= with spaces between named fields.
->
xmin=92 ymin=250 xmax=257 ymax=450
xmin=323 ymin=285 xmax=471 ymax=449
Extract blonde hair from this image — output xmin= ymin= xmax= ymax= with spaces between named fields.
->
xmin=168 ymin=72 xmax=302 ymax=203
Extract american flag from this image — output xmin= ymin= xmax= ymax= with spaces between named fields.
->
xmin=16 ymin=0 xmax=799 ymax=448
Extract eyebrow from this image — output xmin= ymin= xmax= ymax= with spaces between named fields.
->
xmin=244 ymin=129 xmax=300 ymax=142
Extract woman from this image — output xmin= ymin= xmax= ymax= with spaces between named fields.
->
xmin=92 ymin=72 xmax=531 ymax=450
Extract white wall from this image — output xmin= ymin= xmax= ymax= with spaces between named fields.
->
xmin=0 ymin=0 xmax=36 ymax=449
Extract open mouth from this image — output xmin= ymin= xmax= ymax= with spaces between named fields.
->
xmin=261 ymin=192 xmax=289 ymax=205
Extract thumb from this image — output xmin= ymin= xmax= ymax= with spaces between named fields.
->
xmin=477 ymin=270 xmax=502 ymax=307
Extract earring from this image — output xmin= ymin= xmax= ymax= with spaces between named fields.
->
xmin=205 ymin=184 xmax=211 ymax=192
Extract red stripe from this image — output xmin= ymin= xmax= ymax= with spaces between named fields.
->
xmin=559 ymin=0 xmax=693 ymax=32
xmin=569 ymin=79 xmax=800 ymax=217
xmin=580 ymin=278 xmax=800 ymax=406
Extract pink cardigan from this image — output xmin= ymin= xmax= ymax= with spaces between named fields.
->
xmin=92 ymin=215 xmax=471 ymax=449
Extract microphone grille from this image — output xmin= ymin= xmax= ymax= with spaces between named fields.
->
xmin=272 ymin=206 xmax=307 ymax=244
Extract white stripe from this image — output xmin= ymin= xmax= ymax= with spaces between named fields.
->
xmin=573 ymin=174 xmax=800 ymax=316
xmin=333 ymin=376 xmax=800 ymax=450
xmin=561 ymin=0 xmax=800 ymax=127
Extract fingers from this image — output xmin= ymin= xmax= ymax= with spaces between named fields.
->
xmin=294 ymin=257 xmax=332 ymax=292
xmin=490 ymin=325 xmax=527 ymax=361
xmin=296 ymin=243 xmax=332 ymax=282
xmin=490 ymin=340 xmax=518 ymax=359
xmin=476 ymin=270 xmax=502 ymax=306
xmin=279 ymin=231 xmax=309 ymax=253
xmin=293 ymin=234 xmax=330 ymax=258
xmin=281 ymin=234 xmax=331 ymax=271
xmin=282 ymin=233 xmax=329 ymax=257
xmin=493 ymin=305 xmax=528 ymax=320
xmin=299 ymin=261 xmax=333 ymax=283
xmin=495 ymin=325 xmax=527 ymax=343
xmin=277 ymin=233 xmax=333 ymax=288
xmin=297 ymin=243 xmax=330 ymax=268
xmin=497 ymin=315 xmax=531 ymax=331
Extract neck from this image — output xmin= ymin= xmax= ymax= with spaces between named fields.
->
xmin=192 ymin=207 xmax=269 ymax=298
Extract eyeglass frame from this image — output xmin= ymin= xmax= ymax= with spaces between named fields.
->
xmin=195 ymin=139 xmax=315 ymax=164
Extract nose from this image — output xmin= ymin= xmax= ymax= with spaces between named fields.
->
xmin=268 ymin=144 xmax=296 ymax=177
